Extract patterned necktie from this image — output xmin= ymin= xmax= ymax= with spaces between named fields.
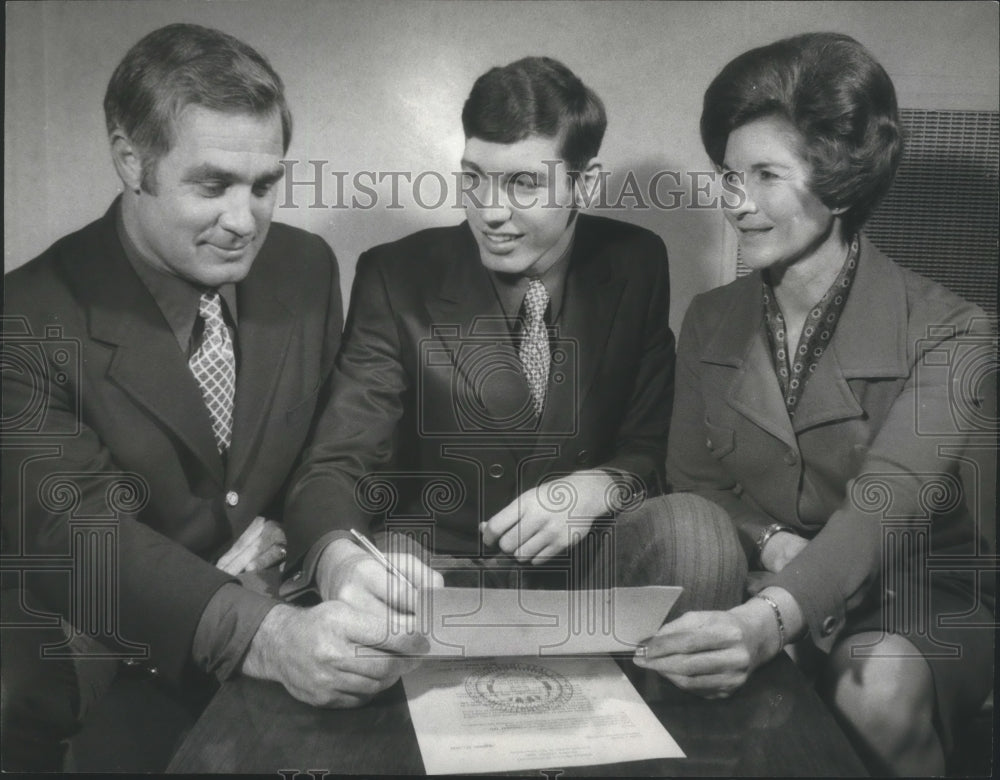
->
xmin=519 ymin=279 xmax=551 ymax=418
xmin=189 ymin=292 xmax=236 ymax=453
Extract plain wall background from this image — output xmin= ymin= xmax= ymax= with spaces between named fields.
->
xmin=5 ymin=0 xmax=999 ymax=330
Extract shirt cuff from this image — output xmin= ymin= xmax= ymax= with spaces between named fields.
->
xmin=191 ymin=583 xmax=281 ymax=682
xmin=278 ymin=529 xmax=354 ymax=600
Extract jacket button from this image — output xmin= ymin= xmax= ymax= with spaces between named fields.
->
xmin=706 ymin=438 xmax=713 ymax=449
xmin=487 ymin=464 xmax=504 ymax=479
xmin=148 ymin=666 xmax=159 ymax=678
xmin=225 ymin=490 xmax=239 ymax=507
xmin=821 ymin=616 xmax=838 ymax=636
xmin=575 ymin=449 xmax=590 ymax=465
xmin=783 ymin=450 xmax=798 ymax=466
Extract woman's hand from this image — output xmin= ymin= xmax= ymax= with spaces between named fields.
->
xmin=760 ymin=531 xmax=809 ymax=573
xmin=634 ymin=596 xmax=791 ymax=698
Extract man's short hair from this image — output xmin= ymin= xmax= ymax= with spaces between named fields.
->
xmin=104 ymin=23 xmax=292 ymax=192
xmin=461 ymin=56 xmax=606 ymax=171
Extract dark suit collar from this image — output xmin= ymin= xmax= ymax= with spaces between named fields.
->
xmin=699 ymin=233 xmax=910 ymax=440
xmin=83 ymin=202 xmax=225 ymax=483
xmin=486 ymin=230 xmax=574 ymax=324
xmin=436 ymin=221 xmax=505 ymax=312
xmin=227 ymin=240 xmax=296 ymax=484
xmin=82 ymin=201 xmax=296 ymax=485
xmin=428 ymin=216 xmax=623 ymax=442
xmin=115 ymin=201 xmax=238 ymax=353
xmin=547 ymin=214 xmax=622 ymax=431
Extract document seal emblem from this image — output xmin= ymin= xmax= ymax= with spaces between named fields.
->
xmin=465 ymin=662 xmax=573 ymax=713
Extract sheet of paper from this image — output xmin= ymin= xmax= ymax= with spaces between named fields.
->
xmin=417 ymin=585 xmax=681 ymax=657
xmin=402 ymin=655 xmax=685 ymax=774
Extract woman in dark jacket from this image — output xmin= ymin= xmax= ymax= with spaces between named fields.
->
xmin=635 ymin=32 xmax=995 ymax=776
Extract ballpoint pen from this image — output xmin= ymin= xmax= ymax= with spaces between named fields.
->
xmin=349 ymin=528 xmax=415 ymax=588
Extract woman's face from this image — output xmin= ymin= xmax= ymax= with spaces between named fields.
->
xmin=721 ymin=115 xmax=843 ymax=273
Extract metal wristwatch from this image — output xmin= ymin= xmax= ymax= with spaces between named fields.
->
xmin=754 ymin=523 xmax=796 ymax=568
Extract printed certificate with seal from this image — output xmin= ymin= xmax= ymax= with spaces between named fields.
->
xmin=401 ymin=655 xmax=685 ymax=774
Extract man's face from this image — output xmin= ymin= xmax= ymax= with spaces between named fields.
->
xmin=461 ymin=135 xmax=579 ymax=277
xmin=128 ymin=105 xmax=285 ymax=287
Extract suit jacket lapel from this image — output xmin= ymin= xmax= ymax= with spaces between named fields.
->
xmin=428 ymin=223 xmax=536 ymax=432
xmin=700 ymin=276 xmax=797 ymax=450
xmin=544 ymin=217 xmax=625 ymax=435
xmin=426 ymin=219 xmax=626 ymax=450
xmin=730 ymin=329 xmax=799 ymax=450
xmin=792 ymin=236 xmax=909 ymax=433
xmin=227 ymin=254 xmax=295 ymax=484
xmin=82 ymin=211 xmax=224 ymax=484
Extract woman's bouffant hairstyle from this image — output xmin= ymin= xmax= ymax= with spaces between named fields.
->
xmin=700 ymin=32 xmax=902 ymax=237
xmin=104 ymin=23 xmax=292 ymax=193
xmin=462 ymin=56 xmax=606 ymax=171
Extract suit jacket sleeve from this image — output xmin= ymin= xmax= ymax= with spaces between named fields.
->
xmin=668 ymin=288 xmax=992 ymax=650
xmin=1 ymin=354 xmax=233 ymax=683
xmin=597 ymin=234 xmax=674 ymax=496
xmin=282 ymin=248 xmax=404 ymax=566
xmin=759 ymin=304 xmax=992 ymax=649
xmin=2 ymin=225 xmax=343 ymax=684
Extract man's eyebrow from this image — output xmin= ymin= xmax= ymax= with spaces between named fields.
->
xmin=183 ymin=163 xmax=285 ymax=184
xmin=458 ymin=161 xmax=547 ymax=181
xmin=184 ymin=163 xmax=234 ymax=182
xmin=255 ymin=166 xmax=285 ymax=185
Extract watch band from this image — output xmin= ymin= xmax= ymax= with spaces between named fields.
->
xmin=754 ymin=523 xmax=796 ymax=567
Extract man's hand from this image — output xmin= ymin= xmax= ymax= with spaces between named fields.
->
xmin=480 ymin=470 xmax=616 ymax=564
xmin=217 ymin=516 xmax=287 ymax=575
xmin=241 ymin=601 xmax=428 ymax=708
xmin=759 ymin=532 xmax=808 ymax=573
xmin=316 ymin=537 xmax=444 ymax=612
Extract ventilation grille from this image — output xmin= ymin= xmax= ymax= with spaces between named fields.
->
xmin=736 ymin=109 xmax=999 ymax=316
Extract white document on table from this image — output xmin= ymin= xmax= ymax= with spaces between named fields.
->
xmin=419 ymin=585 xmax=681 ymax=657
xmin=402 ymin=655 xmax=685 ymax=774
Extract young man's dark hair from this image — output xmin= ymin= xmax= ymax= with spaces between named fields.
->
xmin=462 ymin=56 xmax=607 ymax=171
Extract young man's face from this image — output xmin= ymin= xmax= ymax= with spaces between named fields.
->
xmin=128 ymin=104 xmax=285 ymax=287
xmin=461 ymin=134 xmax=581 ymax=277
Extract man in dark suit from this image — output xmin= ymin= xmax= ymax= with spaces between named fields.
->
xmin=280 ymin=58 xmax=742 ymax=607
xmin=1 ymin=23 xmax=430 ymax=771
